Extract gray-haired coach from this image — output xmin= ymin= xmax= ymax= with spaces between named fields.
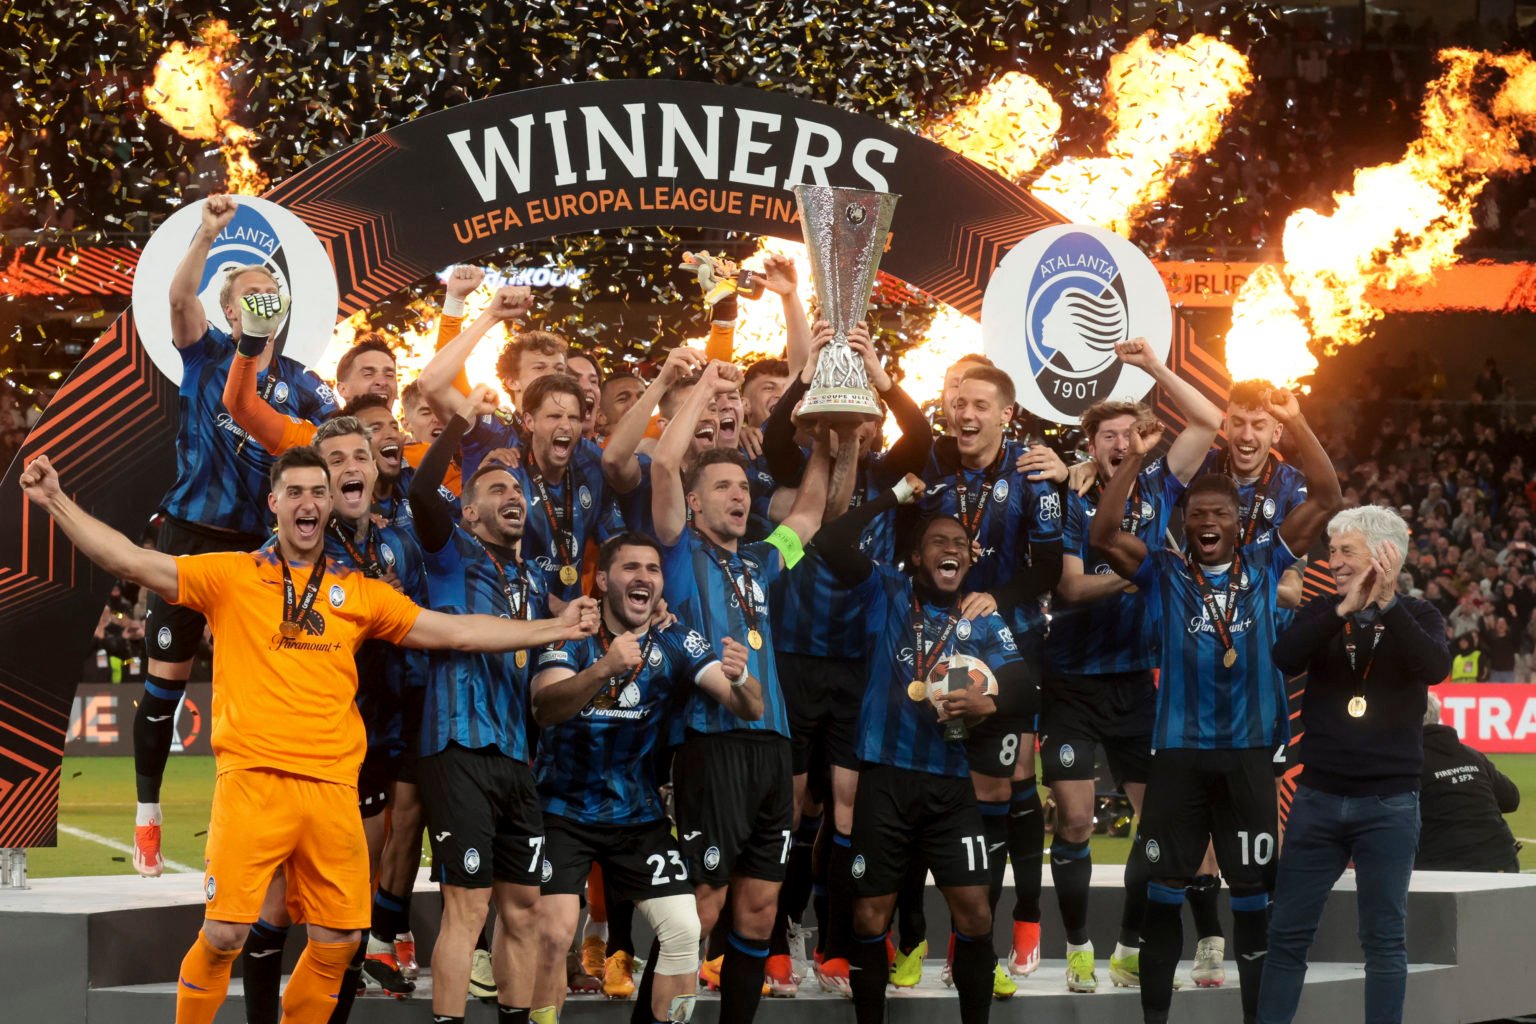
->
xmin=1257 ymin=506 xmax=1451 ymax=1024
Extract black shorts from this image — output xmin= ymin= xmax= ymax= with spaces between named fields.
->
xmin=965 ymin=716 xmax=1035 ymax=779
xmin=849 ymin=764 xmax=990 ymax=896
xmin=143 ymin=516 xmax=262 ymax=663
xmin=541 ymin=815 xmax=693 ymax=901
xmin=396 ymin=686 xmax=426 ymax=786
xmin=358 ymin=747 xmax=399 ymax=818
xmin=673 ymin=731 xmax=794 ymax=887
xmin=779 ymin=652 xmax=863 ymax=775
xmin=419 ymin=742 xmax=544 ymax=888
xmin=1137 ymin=747 xmax=1278 ymax=890
xmin=1040 ymin=671 xmax=1156 ymax=786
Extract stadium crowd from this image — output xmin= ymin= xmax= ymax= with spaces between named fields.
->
xmin=14 ymin=189 xmax=1507 ymax=1024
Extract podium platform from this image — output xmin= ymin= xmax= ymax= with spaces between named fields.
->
xmin=7 ymin=866 xmax=1534 ymax=1022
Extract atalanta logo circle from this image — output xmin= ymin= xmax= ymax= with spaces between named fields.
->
xmin=956 ymin=619 xmax=973 ymax=641
xmin=1262 ymin=497 xmax=1277 ymax=521
xmin=647 ymin=646 xmax=664 ymax=667
xmin=541 ymin=859 xmax=554 ymax=884
xmin=703 ymin=846 xmax=721 ymax=871
xmin=579 ymin=485 xmax=593 ymax=510
xmin=381 ymin=545 xmax=396 ymax=567
xmin=273 ymin=381 xmax=290 ymax=405
xmin=465 ymin=848 xmax=482 ymax=875
xmin=1059 ymin=743 xmax=1076 ymax=768
xmin=157 ymin=626 xmax=173 ymax=650
xmin=1145 ymin=839 xmax=1161 ymax=863
xmin=205 ymin=875 xmax=217 ymax=901
xmin=329 ymin=584 xmax=346 ymax=607
xmin=851 ymin=854 xmax=866 ymax=879
xmin=993 ymin=478 xmax=1010 ymax=504
xmin=981 ymin=224 xmax=1172 ymax=424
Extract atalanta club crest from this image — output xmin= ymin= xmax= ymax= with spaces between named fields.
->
xmin=981 ymin=224 xmax=1172 ymax=424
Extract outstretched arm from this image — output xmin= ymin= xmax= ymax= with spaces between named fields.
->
xmin=1089 ymin=425 xmax=1160 ymax=578
xmin=1113 ymin=338 xmax=1224 ymax=484
xmin=811 ymin=474 xmax=922 ymax=586
xmin=404 ymin=597 xmax=599 ymax=655
xmin=602 ymin=345 xmax=706 ymax=494
xmin=170 ymin=196 xmax=235 ymax=348
xmin=434 ymin=264 xmax=486 ymax=397
xmin=1270 ymin=390 xmax=1345 ymax=557
xmin=651 ymin=361 xmax=740 ymax=546
xmin=779 ymin=434 xmax=832 ymax=546
xmin=409 ymin=385 xmax=497 ymax=553
xmin=760 ymin=254 xmax=811 ymax=374
xmin=417 ymin=286 xmax=531 ymax=425
xmin=20 ymin=456 xmax=180 ymax=600
xmin=221 ymin=352 xmax=314 ymax=454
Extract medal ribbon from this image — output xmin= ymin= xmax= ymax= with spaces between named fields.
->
xmin=529 ymin=456 xmax=578 ymax=573
xmin=700 ymin=531 xmax=760 ymax=637
xmin=910 ymin=595 xmax=960 ymax=688
xmin=1187 ymin=551 xmax=1242 ymax=664
xmin=472 ymin=534 xmax=530 ymax=619
xmin=329 ymin=519 xmax=385 ymax=578
xmin=953 ymin=445 xmax=1007 ymax=542
xmin=1343 ymin=620 xmax=1386 ymax=702
xmin=1222 ymin=450 xmax=1276 ymax=546
xmin=278 ymin=551 xmax=327 ymax=636
xmin=595 ymin=622 xmax=656 ymax=703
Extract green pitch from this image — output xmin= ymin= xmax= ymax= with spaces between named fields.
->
xmin=23 ymin=754 xmax=1536 ymax=878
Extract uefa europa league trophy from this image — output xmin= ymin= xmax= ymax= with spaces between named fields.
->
xmin=792 ymin=184 xmax=898 ymax=426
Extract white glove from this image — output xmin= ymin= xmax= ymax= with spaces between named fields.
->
xmin=239 ymin=292 xmax=291 ymax=340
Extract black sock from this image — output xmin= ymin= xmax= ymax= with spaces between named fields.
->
xmin=811 ymin=884 xmax=830 ymax=955
xmin=1187 ymin=873 xmax=1224 ymax=939
xmin=826 ymin=833 xmax=855 ymax=959
xmin=432 ymin=1017 xmax=465 ymax=1024
xmin=769 ymin=904 xmax=790 ymax=957
xmin=629 ymin=939 xmax=660 ymax=1024
xmin=951 ymin=930 xmax=996 ymax=1024
xmin=1008 ymin=780 xmax=1044 ymax=922
xmin=496 ymin=1007 xmax=529 ymax=1024
xmin=241 ymin=917 xmax=289 ymax=1024
xmin=607 ymin=896 xmax=636 ymax=958
xmin=720 ymin=931 xmax=769 ymax=1022
xmin=325 ymin=939 xmax=366 ymax=1023
xmin=370 ymin=887 xmax=407 ymax=945
xmin=1231 ymin=891 xmax=1270 ymax=1022
xmin=780 ymin=813 xmax=819 ymax=932
xmin=897 ymin=860 xmax=929 ymax=953
xmin=979 ymin=799 xmax=1010 ymax=917
xmin=811 ymin=821 xmax=831 ymax=954
xmin=849 ymin=932 xmax=889 ymax=1024
xmin=1050 ymin=837 xmax=1093 ymax=945
xmin=1140 ymin=884 xmax=1185 ymax=1017
xmin=133 ymin=677 xmax=184 ymax=803
xmin=1119 ymin=830 xmax=1150 ymax=948
xmin=476 ymin=928 xmax=491 ymax=953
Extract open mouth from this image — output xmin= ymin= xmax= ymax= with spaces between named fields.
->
xmin=295 ymin=513 xmax=320 ymax=540
xmin=727 ymin=504 xmax=747 ymax=527
xmin=694 ymin=425 xmax=716 ymax=442
xmin=340 ymin=478 xmax=365 ymax=500
xmin=498 ymin=501 xmax=524 ymax=526
xmin=623 ymin=581 xmax=653 ymax=614
xmin=429 ymin=425 xmax=443 ymax=439
xmin=935 ymin=557 xmax=961 ymax=584
xmin=1194 ymin=530 xmax=1222 ymax=557
xmin=551 ymin=433 xmax=574 ymax=458
xmin=378 ymin=443 xmax=401 ymax=462
xmin=1234 ymin=444 xmax=1258 ymax=462
xmin=959 ymin=425 xmax=980 ymax=441
xmin=717 ymin=415 xmax=737 ymax=436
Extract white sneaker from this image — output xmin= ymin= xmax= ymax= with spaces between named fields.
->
xmin=1191 ymin=936 xmax=1226 ymax=987
xmin=469 ymin=948 xmax=497 ymax=1000
xmin=786 ymin=921 xmax=810 ymax=982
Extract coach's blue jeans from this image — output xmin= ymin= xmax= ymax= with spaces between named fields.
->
xmin=1257 ymin=784 xmax=1420 ymax=1024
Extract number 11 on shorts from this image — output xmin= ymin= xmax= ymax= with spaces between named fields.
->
xmin=961 ymin=834 xmax=989 ymax=872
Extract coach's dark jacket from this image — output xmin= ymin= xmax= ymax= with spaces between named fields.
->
xmin=1275 ymin=594 xmax=1452 ymax=797
xmin=1415 ymin=723 xmax=1521 ymax=872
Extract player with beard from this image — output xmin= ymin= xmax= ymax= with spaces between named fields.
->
xmin=811 ymin=476 xmax=1033 ymax=1024
xmin=136 ymin=194 xmax=337 ymax=879
xmin=406 ymin=384 xmax=601 ymax=1024
xmin=651 ymin=378 xmax=832 ymax=1024
xmin=528 ymin=533 xmax=766 ymax=1024
xmin=919 ymin=364 xmax=1066 ymax=993
xmin=1041 ymin=340 xmax=1224 ymax=993
xmin=21 ymin=445 xmax=594 ymax=1024
xmin=334 ymin=335 xmax=398 ymax=404
xmin=1090 ymin=389 xmax=1342 ymax=1024
xmin=757 ymin=321 xmax=934 ymax=995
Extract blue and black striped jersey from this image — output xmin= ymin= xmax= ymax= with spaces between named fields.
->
xmin=420 ymin=524 xmax=547 ymax=760
xmin=532 ymin=623 xmax=718 ymax=825
xmin=852 ymin=565 xmax=1023 ymax=778
xmin=161 ymin=326 xmax=336 ymax=535
xmin=1047 ymin=457 xmax=1185 ymax=676
xmin=1133 ymin=530 xmax=1296 ymax=751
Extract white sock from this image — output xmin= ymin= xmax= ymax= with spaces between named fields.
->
xmin=1113 ymin=941 xmax=1138 ymax=960
xmin=135 ymin=802 xmax=162 ymax=827
xmin=1067 ymin=940 xmax=1094 ymax=955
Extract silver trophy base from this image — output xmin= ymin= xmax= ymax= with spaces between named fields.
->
xmin=797 ymin=387 xmax=883 ymax=423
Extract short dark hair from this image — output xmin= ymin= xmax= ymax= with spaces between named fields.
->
xmin=910 ymin=513 xmax=968 ymax=554
xmin=521 ymin=374 xmax=586 ymax=416
xmin=597 ymin=531 xmax=663 ymax=573
xmin=497 ymin=330 xmax=568 ymax=387
xmin=1081 ymin=399 xmax=1149 ymax=440
xmin=269 ymin=446 xmax=328 ymax=488
xmin=952 ymin=352 xmax=994 ymax=370
xmin=342 ymin=392 xmax=392 ymax=418
xmin=958 ymin=365 xmax=1016 ymax=407
xmin=335 ymin=335 xmax=395 ymax=382
xmin=602 ymin=372 xmax=641 ymax=396
xmin=1227 ymin=380 xmax=1270 ymax=412
xmin=1186 ymin=473 xmax=1240 ymax=511
xmin=743 ymin=358 xmax=790 ymax=387
xmin=463 ymin=462 xmax=517 ymax=505
xmin=566 ymin=350 xmax=604 ymax=387
xmin=684 ymin=447 xmax=749 ymax=493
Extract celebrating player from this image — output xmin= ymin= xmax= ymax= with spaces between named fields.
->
xmin=1088 ymin=387 xmax=1342 ymax=1024
xmin=20 ymin=447 xmax=596 ymax=1024
xmin=528 ymin=532 xmax=766 ymax=1024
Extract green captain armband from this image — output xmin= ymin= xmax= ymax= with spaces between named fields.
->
xmin=764 ymin=525 xmax=806 ymax=570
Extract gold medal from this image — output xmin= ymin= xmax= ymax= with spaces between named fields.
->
xmin=559 ymin=564 xmax=579 ymax=586
xmin=1348 ymin=695 xmax=1367 ymax=718
xmin=515 ymin=650 xmax=528 ymax=669
xmin=908 ymin=679 xmax=928 ymax=702
xmin=592 ymin=692 xmax=616 ymax=710
xmin=1222 ymin=648 xmax=1237 ymax=669
xmin=1125 ymin=584 xmax=1138 ymax=594
xmin=279 ymin=621 xmax=300 ymax=639
xmin=747 ymin=628 xmax=764 ymax=651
